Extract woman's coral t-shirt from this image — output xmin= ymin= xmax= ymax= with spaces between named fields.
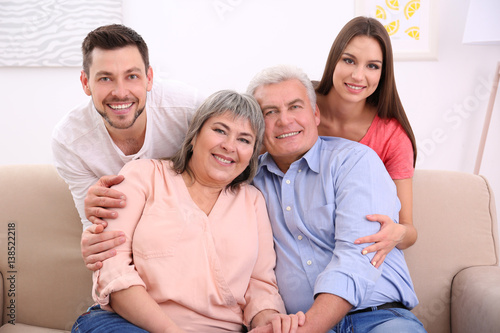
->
xmin=359 ymin=115 xmax=414 ymax=180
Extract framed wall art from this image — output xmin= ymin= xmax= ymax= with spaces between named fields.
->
xmin=355 ymin=0 xmax=438 ymax=60
xmin=0 ymin=0 xmax=122 ymax=67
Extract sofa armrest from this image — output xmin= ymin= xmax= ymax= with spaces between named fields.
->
xmin=451 ymin=266 xmax=500 ymax=333
xmin=0 ymin=273 xmax=3 ymax=322
xmin=0 ymin=165 xmax=92 ymax=330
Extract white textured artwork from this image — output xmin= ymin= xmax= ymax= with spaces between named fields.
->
xmin=0 ymin=0 xmax=122 ymax=67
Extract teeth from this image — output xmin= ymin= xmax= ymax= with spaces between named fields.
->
xmin=346 ymin=84 xmax=363 ymax=90
xmin=214 ymin=155 xmax=232 ymax=164
xmin=109 ymin=103 xmax=133 ymax=110
xmin=277 ymin=131 xmax=300 ymax=139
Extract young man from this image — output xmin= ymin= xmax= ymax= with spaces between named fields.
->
xmin=52 ymin=25 xmax=203 ymax=254
xmin=246 ymin=65 xmax=425 ymax=332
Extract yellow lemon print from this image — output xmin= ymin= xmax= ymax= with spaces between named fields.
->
xmin=404 ymin=0 xmax=421 ymax=20
xmin=405 ymin=26 xmax=420 ymax=40
xmin=385 ymin=0 xmax=399 ymax=10
xmin=375 ymin=5 xmax=387 ymax=19
xmin=384 ymin=20 xmax=400 ymax=36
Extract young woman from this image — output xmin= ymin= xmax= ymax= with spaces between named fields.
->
xmin=315 ymin=17 xmax=417 ymax=268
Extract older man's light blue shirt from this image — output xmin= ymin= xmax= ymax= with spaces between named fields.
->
xmin=253 ymin=136 xmax=418 ymax=316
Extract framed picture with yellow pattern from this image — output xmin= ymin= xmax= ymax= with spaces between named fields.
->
xmin=355 ymin=0 xmax=438 ymax=60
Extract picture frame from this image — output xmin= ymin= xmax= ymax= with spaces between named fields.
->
xmin=355 ymin=0 xmax=438 ymax=61
xmin=0 ymin=0 xmax=122 ymax=67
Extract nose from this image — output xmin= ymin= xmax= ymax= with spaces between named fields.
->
xmin=277 ymin=110 xmax=293 ymax=126
xmin=111 ymin=79 xmax=128 ymax=99
xmin=351 ymin=66 xmax=364 ymax=81
xmin=220 ymin=136 xmax=236 ymax=152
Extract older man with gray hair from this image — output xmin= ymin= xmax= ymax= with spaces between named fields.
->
xmin=247 ymin=64 xmax=425 ymax=333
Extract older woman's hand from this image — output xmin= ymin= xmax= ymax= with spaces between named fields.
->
xmin=250 ymin=310 xmax=305 ymax=333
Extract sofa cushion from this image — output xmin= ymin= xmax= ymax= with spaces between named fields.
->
xmin=0 ymin=323 xmax=68 ymax=333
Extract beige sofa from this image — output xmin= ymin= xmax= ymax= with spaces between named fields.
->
xmin=0 ymin=165 xmax=499 ymax=333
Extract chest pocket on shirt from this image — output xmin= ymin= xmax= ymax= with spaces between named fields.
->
xmin=133 ymin=210 xmax=186 ymax=259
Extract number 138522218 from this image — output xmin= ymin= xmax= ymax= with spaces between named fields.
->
xmin=7 ymin=222 xmax=16 ymax=270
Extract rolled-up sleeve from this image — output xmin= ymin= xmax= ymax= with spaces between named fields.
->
xmin=313 ymin=148 xmax=400 ymax=307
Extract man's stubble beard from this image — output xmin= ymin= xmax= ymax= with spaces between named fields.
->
xmin=96 ymin=104 xmax=145 ymax=130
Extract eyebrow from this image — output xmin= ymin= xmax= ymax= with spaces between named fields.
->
xmin=213 ymin=121 xmax=255 ymax=139
xmin=94 ymin=70 xmax=112 ymax=77
xmin=343 ymin=52 xmax=383 ymax=64
xmin=94 ymin=67 xmax=144 ymax=77
xmin=125 ymin=67 xmax=144 ymax=73
xmin=260 ymin=98 xmax=305 ymax=111
xmin=287 ymin=98 xmax=305 ymax=106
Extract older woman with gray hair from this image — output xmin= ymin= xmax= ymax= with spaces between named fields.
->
xmin=72 ymin=90 xmax=304 ymax=333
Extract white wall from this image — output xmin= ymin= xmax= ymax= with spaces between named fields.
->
xmin=2 ymin=0 xmax=500 ymax=233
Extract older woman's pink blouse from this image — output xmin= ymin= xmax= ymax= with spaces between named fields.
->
xmin=93 ymin=159 xmax=285 ymax=332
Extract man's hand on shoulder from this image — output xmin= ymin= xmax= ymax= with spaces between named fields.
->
xmin=85 ymin=175 xmax=126 ymax=226
xmin=82 ymin=175 xmax=127 ymax=271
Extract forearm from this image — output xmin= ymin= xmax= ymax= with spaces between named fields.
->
xmin=394 ymin=178 xmax=416 ymax=249
xmin=110 ymin=285 xmax=183 ymax=333
xmin=298 ymin=293 xmax=351 ymax=332
xmin=396 ymin=222 xmax=417 ymax=249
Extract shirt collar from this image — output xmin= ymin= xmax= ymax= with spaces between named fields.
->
xmin=257 ymin=138 xmax=322 ymax=176
xmin=301 ymin=138 xmax=321 ymax=174
xmin=257 ymin=152 xmax=282 ymax=176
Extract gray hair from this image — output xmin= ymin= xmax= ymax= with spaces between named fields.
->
xmin=246 ymin=64 xmax=317 ymax=110
xmin=167 ymin=90 xmax=264 ymax=191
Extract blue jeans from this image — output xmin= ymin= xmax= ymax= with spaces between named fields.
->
xmin=334 ymin=308 xmax=427 ymax=333
xmin=72 ymin=305 xmax=148 ymax=333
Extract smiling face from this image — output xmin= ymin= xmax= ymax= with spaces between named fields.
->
xmin=253 ymin=79 xmax=320 ymax=172
xmin=189 ymin=112 xmax=256 ymax=188
xmin=332 ymin=35 xmax=383 ymax=104
xmin=80 ymin=45 xmax=153 ymax=131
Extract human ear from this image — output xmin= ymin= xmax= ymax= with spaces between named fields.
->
xmin=80 ymin=70 xmax=92 ymax=96
xmin=314 ymin=104 xmax=321 ymax=126
xmin=146 ymin=66 xmax=153 ymax=92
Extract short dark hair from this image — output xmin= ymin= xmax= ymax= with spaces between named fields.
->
xmin=81 ymin=24 xmax=150 ymax=75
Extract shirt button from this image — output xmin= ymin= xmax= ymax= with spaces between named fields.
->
xmin=298 ymin=235 xmax=303 ymax=240
xmin=285 ymin=179 xmax=291 ymax=184
xmin=298 ymin=169 xmax=302 ymax=172
xmin=286 ymin=206 xmax=291 ymax=211
xmin=307 ymin=260 xmax=312 ymax=266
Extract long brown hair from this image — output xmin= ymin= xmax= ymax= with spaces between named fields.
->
xmin=316 ymin=16 xmax=417 ymax=166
